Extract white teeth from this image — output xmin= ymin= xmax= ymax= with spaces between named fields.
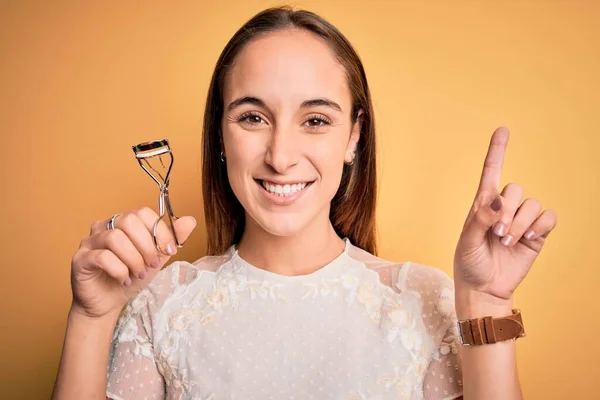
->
xmin=261 ymin=181 xmax=309 ymax=197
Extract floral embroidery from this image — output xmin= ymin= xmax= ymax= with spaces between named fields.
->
xmin=356 ymin=282 xmax=384 ymax=322
xmin=111 ymin=288 xmax=157 ymax=364
xmin=161 ymin=260 xmax=289 ymax=354
xmin=437 ymin=287 xmax=456 ymax=318
xmin=248 ymin=280 xmax=286 ymax=300
xmin=375 ymin=291 xmax=429 ymax=399
xmin=301 ymin=271 xmax=383 ymax=322
xmin=112 ymin=288 xmax=151 ymax=342
xmin=432 ymin=327 xmax=460 ymax=362
xmin=302 ymin=278 xmax=343 ymax=299
xmin=432 ymin=286 xmax=460 ymax=362
xmin=377 ymin=362 xmax=425 ymax=399
xmin=118 ymin=318 xmax=154 ymax=359
xmin=106 ymin=253 xmax=463 ymax=399
xmin=156 ymin=351 xmax=199 ymax=400
xmin=384 ymin=305 xmax=423 ymax=353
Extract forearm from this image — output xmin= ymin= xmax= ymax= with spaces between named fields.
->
xmin=455 ymin=289 xmax=523 ymax=400
xmin=52 ymin=304 xmax=119 ymax=400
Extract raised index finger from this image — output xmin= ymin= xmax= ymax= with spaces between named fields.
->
xmin=476 ymin=127 xmax=510 ymax=195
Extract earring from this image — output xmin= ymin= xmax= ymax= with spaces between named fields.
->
xmin=345 ymin=150 xmax=356 ymax=166
xmin=220 ymin=151 xmax=226 ymax=162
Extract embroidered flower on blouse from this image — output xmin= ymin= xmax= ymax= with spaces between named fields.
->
xmin=437 ymin=287 xmax=456 ymax=318
xmin=431 ymin=286 xmax=461 ymax=362
xmin=119 ymin=317 xmax=139 ymax=342
xmin=400 ymin=327 xmax=424 ymax=352
xmin=156 ymin=351 xmax=199 ymax=400
xmin=341 ymin=273 xmax=360 ymax=302
xmin=302 ymin=278 xmax=342 ymax=299
xmin=377 ymin=362 xmax=423 ymax=400
xmin=248 ymin=280 xmax=286 ymax=300
xmin=432 ymin=327 xmax=460 ymax=361
xmin=206 ymin=286 xmax=228 ymax=309
xmin=131 ymin=336 xmax=154 ymax=359
xmin=383 ymin=302 xmax=423 ymax=352
xmin=356 ymin=282 xmax=383 ymax=322
xmin=112 ymin=288 xmax=151 ymax=342
xmin=116 ymin=317 xmax=154 ymax=360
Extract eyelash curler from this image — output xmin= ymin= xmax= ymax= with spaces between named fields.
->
xmin=132 ymin=139 xmax=185 ymax=251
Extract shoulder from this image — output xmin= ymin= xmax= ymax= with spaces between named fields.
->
xmin=347 ymin=243 xmax=457 ymax=332
xmin=347 ymin=242 xmax=454 ymax=296
xmin=122 ymin=251 xmax=235 ymax=317
xmin=148 ymin=250 xmax=234 ymax=296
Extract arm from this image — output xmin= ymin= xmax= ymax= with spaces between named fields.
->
xmin=455 ymin=288 xmax=522 ymax=400
xmin=451 ymin=127 xmax=557 ymax=399
xmin=51 ymin=304 xmax=119 ymax=400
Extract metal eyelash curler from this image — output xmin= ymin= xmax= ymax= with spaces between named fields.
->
xmin=132 ymin=139 xmax=185 ymax=251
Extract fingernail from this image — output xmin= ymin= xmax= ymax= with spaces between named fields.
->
xmin=490 ymin=196 xmax=502 ymax=212
xmin=525 ymin=230 xmax=535 ymax=240
xmin=501 ymin=235 xmax=513 ymax=246
xmin=165 ymin=243 xmax=176 ymax=256
xmin=138 ymin=271 xmax=146 ymax=280
xmin=124 ymin=278 xmax=132 ymax=286
xmin=151 ymin=258 xmax=162 ymax=269
xmin=495 ymin=223 xmax=506 ymax=236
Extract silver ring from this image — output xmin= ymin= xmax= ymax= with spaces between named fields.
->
xmin=106 ymin=213 xmax=121 ymax=230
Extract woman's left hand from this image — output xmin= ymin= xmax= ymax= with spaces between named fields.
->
xmin=453 ymin=127 xmax=558 ymax=301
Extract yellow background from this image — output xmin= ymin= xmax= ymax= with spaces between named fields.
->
xmin=1 ymin=0 xmax=598 ymax=398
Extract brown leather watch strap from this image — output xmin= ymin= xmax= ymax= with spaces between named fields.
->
xmin=457 ymin=309 xmax=526 ymax=346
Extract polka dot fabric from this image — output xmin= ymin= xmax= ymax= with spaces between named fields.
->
xmin=107 ymin=239 xmax=463 ymax=400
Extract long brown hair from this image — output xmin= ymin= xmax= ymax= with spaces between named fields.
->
xmin=202 ymin=6 xmax=378 ymax=256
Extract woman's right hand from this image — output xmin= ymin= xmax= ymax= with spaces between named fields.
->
xmin=69 ymin=207 xmax=197 ymax=320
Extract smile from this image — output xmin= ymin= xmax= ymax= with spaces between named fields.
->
xmin=258 ymin=180 xmax=314 ymax=197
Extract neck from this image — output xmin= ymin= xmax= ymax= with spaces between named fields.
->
xmin=237 ymin=209 xmax=345 ymax=276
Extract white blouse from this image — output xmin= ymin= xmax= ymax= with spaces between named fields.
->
xmin=106 ymin=238 xmax=463 ymax=400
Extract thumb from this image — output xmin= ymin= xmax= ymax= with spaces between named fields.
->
xmin=462 ymin=195 xmax=503 ymax=245
xmin=157 ymin=215 xmax=197 ymax=262
xmin=127 ymin=215 xmax=197 ymax=294
xmin=173 ymin=215 xmax=197 ymax=244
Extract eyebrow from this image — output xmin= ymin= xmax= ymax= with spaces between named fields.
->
xmin=300 ymin=98 xmax=342 ymax=112
xmin=226 ymin=96 xmax=343 ymax=112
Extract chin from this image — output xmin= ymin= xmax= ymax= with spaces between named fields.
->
xmin=251 ymin=210 xmax=311 ymax=238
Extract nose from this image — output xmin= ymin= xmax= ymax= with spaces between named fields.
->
xmin=264 ymin=129 xmax=299 ymax=173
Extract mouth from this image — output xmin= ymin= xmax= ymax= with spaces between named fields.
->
xmin=255 ymin=179 xmax=315 ymax=197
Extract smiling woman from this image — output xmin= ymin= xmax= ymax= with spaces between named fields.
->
xmin=201 ymin=8 xmax=377 ymax=258
xmin=50 ymin=5 xmax=558 ymax=400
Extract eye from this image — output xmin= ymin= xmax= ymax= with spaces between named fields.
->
xmin=304 ymin=114 xmax=332 ymax=129
xmin=238 ymin=112 xmax=266 ymax=125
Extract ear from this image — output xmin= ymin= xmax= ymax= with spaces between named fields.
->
xmin=345 ymin=110 xmax=363 ymax=164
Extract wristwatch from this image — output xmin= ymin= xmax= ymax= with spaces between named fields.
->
xmin=457 ymin=309 xmax=526 ymax=346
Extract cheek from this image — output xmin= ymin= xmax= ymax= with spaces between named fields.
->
xmin=224 ymin=126 xmax=265 ymax=164
xmin=310 ymin=137 xmax=347 ymax=191
xmin=222 ymin=131 xmax=261 ymax=195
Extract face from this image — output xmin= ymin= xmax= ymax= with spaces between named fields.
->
xmin=221 ymin=29 xmax=360 ymax=237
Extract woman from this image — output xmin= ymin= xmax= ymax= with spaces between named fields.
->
xmin=52 ymin=6 xmax=557 ymax=400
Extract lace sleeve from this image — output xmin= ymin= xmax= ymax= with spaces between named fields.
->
xmin=106 ymin=262 xmax=198 ymax=400
xmin=423 ymin=321 xmax=463 ymax=400
xmin=106 ymin=296 xmax=165 ymax=400
xmin=398 ymin=262 xmax=463 ymax=400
